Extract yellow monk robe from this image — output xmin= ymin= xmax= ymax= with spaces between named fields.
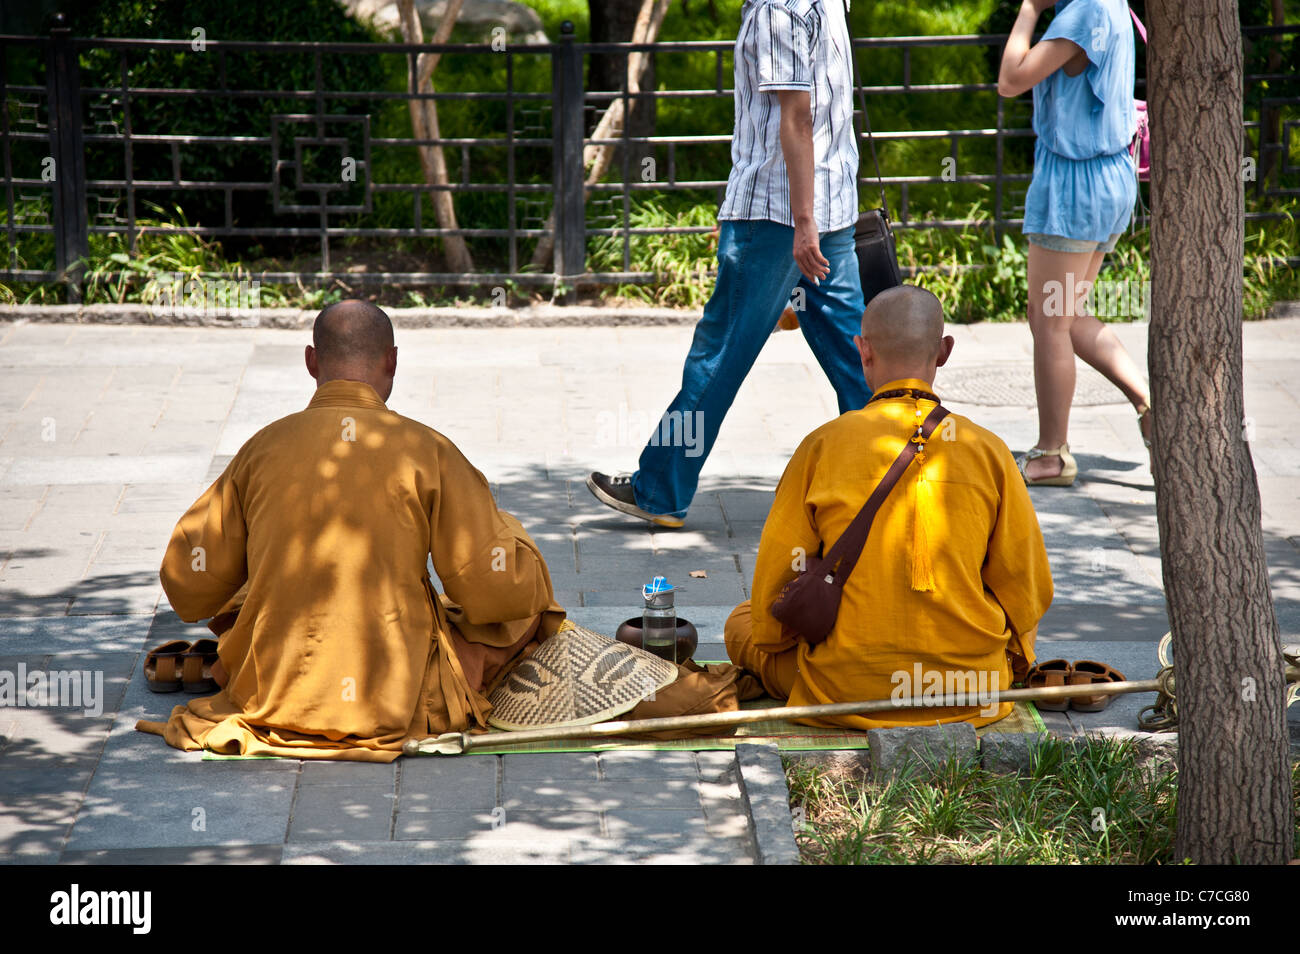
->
xmin=136 ymin=379 xmax=564 ymax=761
xmin=726 ymin=377 xmax=1053 ymax=730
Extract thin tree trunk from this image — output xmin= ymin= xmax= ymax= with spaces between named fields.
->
xmin=1148 ymin=0 xmax=1293 ymax=864
xmin=530 ymin=0 xmax=671 ymax=271
xmin=590 ymin=0 xmax=658 ymax=171
xmin=397 ymin=0 xmax=474 ymax=274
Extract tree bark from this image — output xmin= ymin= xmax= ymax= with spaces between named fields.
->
xmin=530 ymin=0 xmax=670 ymax=271
xmin=590 ymin=0 xmax=658 ymax=170
xmin=397 ymin=0 xmax=474 ymax=274
xmin=1148 ymin=0 xmax=1293 ymax=864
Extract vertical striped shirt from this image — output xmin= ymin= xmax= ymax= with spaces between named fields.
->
xmin=717 ymin=0 xmax=860 ymax=233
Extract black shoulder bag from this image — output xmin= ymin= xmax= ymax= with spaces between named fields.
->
xmin=841 ymin=0 xmax=902 ymax=305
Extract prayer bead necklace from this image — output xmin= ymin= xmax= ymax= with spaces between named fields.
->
xmin=867 ymin=387 xmax=939 ymax=405
xmin=868 ymin=388 xmax=941 ymax=452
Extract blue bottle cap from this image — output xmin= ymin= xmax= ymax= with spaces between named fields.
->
xmin=642 ymin=575 xmax=673 ymax=600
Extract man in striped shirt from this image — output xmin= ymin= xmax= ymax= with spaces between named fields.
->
xmin=589 ymin=0 xmax=871 ymax=527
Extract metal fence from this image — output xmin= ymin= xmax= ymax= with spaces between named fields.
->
xmin=1 ymin=18 xmax=1296 ymax=300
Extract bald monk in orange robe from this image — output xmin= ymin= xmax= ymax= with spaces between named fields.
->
xmin=137 ymin=301 xmax=564 ymax=761
xmin=726 ymin=285 xmax=1053 ymax=730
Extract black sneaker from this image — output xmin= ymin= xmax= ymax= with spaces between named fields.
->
xmin=586 ymin=472 xmax=685 ymax=528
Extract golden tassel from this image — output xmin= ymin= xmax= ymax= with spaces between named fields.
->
xmin=911 ymin=463 xmax=937 ymax=592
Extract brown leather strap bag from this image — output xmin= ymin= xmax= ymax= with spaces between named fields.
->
xmin=769 ymin=404 xmax=950 ymax=645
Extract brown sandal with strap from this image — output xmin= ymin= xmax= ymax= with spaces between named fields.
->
xmin=1136 ymin=404 xmax=1154 ymax=471
xmin=144 ymin=640 xmax=191 ymax=693
xmin=1067 ymin=659 xmax=1126 ymax=712
xmin=181 ymin=638 xmax=220 ymax=693
xmin=1025 ymin=659 xmax=1072 ymax=711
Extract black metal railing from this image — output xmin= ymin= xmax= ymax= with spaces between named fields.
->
xmin=1 ymin=17 xmax=1295 ymax=301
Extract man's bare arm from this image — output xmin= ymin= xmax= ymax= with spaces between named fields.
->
xmin=776 ymin=88 xmax=829 ymax=283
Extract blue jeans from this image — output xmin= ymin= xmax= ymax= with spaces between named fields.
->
xmin=631 ymin=218 xmax=871 ymax=518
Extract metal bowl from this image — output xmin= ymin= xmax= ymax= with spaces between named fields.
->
xmin=614 ymin=617 xmax=699 ymax=662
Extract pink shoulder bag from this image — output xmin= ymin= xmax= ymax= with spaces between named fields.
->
xmin=1129 ymin=7 xmax=1150 ymax=181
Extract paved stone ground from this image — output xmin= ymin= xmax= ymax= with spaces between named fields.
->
xmin=2 ymin=315 xmax=1298 ymax=864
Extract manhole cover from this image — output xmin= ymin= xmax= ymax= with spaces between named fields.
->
xmin=936 ymin=363 xmax=1125 ymax=406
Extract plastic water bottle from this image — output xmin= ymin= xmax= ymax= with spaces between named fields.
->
xmin=641 ymin=576 xmax=677 ymax=664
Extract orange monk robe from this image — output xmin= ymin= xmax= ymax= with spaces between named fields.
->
xmin=136 ymin=379 xmax=564 ymax=761
xmin=727 ymin=377 xmax=1053 ymax=730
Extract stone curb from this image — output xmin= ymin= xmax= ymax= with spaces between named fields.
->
xmin=735 ymin=743 xmax=800 ymax=866
xmin=3 ymin=300 xmax=1296 ymax=328
xmin=0 ymin=303 xmax=701 ymax=329
xmin=980 ymin=732 xmax=1050 ymax=775
xmin=866 ymin=723 xmax=979 ymax=781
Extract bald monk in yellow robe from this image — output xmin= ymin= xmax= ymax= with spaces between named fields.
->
xmin=137 ymin=301 xmax=564 ymax=761
xmin=725 ymin=285 xmax=1053 ymax=730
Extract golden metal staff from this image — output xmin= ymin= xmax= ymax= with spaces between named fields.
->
xmin=406 ymin=639 xmax=1300 ymax=756
xmin=405 ymin=677 xmax=1164 ymax=756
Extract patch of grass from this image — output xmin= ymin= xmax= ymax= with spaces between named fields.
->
xmin=6 ymin=193 xmax=1294 ymax=317
xmin=79 ymin=204 xmax=251 ymax=306
xmin=0 ymin=199 xmax=257 ymax=306
xmin=1243 ymin=208 xmax=1300 ymax=317
xmin=786 ymin=736 xmax=1197 ymax=865
xmin=587 ymin=195 xmax=718 ymax=308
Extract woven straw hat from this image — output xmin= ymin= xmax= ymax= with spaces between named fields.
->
xmin=487 ymin=620 xmax=678 ymax=730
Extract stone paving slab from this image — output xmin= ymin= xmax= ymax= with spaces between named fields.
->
xmin=500 ymin=752 xmax=599 ymax=782
xmin=59 ymin=845 xmax=284 ymax=865
xmin=289 ymin=785 xmax=396 ymax=843
xmin=2 ymin=316 xmax=1297 ymax=864
xmin=499 ymin=777 xmax=703 ymax=812
xmin=67 ymin=773 xmax=297 ymax=852
xmin=598 ymin=750 xmax=700 ymax=778
xmin=398 ymin=765 xmax=498 ymax=812
xmin=1 ymin=706 xmax=116 ymax=765
xmin=394 ymin=810 xmax=507 ymax=841
xmin=300 ymin=760 xmax=399 ymax=787
xmin=280 ymin=834 xmax=755 ymax=865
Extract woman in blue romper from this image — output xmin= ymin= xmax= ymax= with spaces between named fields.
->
xmin=998 ymin=0 xmax=1153 ymax=485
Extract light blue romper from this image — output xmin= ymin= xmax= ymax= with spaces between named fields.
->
xmin=1023 ymin=0 xmax=1139 ymax=249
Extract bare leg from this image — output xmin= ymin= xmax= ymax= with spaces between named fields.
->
xmin=1068 ymin=251 xmax=1152 ymax=415
xmin=1071 ymin=314 xmax=1150 ymax=405
xmin=1025 ymin=243 xmax=1100 ymax=480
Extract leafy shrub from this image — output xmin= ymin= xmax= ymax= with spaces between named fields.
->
xmin=57 ymin=0 xmax=389 ymax=252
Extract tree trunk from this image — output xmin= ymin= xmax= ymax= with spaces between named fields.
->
xmin=1148 ymin=0 xmax=1293 ymax=864
xmin=397 ymin=0 xmax=474 ymax=274
xmin=590 ymin=0 xmax=657 ymax=172
xmin=530 ymin=0 xmax=670 ymax=271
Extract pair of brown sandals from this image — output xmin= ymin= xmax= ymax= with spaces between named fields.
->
xmin=144 ymin=639 xmax=220 ymax=694
xmin=1025 ymin=658 xmax=1126 ymax=712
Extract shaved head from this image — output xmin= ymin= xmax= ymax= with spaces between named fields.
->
xmin=306 ymin=299 xmax=398 ymax=400
xmin=312 ymin=299 xmax=394 ymax=363
xmin=860 ymin=285 xmax=946 ymax=364
xmin=854 ymin=285 xmax=954 ymax=392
